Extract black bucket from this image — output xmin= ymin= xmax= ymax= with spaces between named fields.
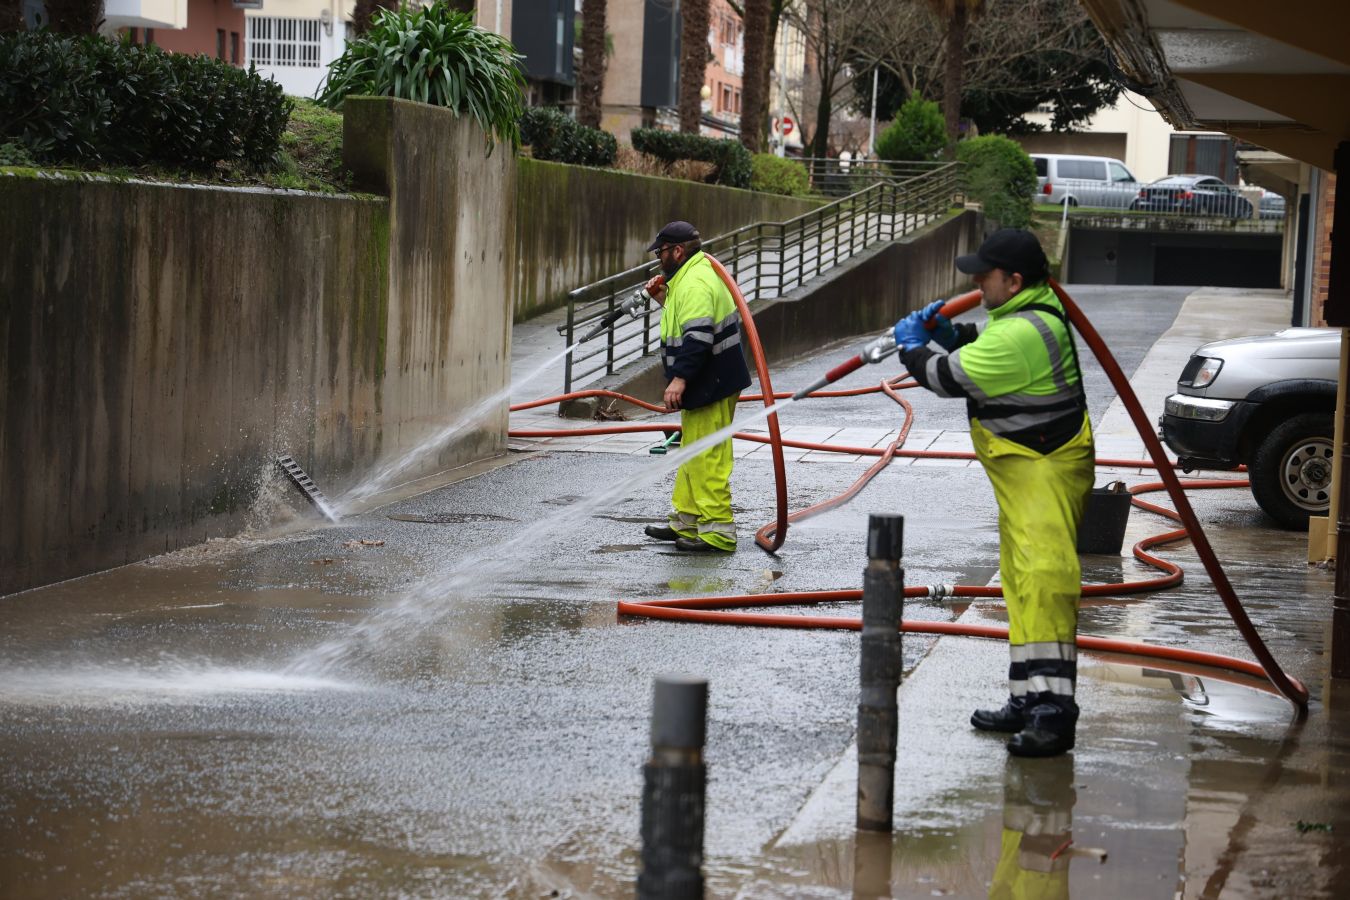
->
xmin=1076 ymin=481 xmax=1132 ymax=555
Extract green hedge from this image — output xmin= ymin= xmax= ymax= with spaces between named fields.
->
xmin=955 ymin=135 xmax=1036 ymax=228
xmin=0 ymin=32 xmax=290 ymax=171
xmin=630 ymin=127 xmax=752 ymax=189
xmin=520 ymin=107 xmax=617 ymax=167
xmin=750 ymin=153 xmax=812 ymax=197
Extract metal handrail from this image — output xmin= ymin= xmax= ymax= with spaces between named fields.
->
xmin=560 ymin=162 xmax=963 ymax=393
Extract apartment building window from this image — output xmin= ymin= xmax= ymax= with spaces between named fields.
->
xmin=231 ymin=31 xmax=241 ymax=64
xmin=734 ymin=89 xmax=741 ymax=114
xmin=722 ymin=84 xmax=732 ymax=113
xmin=247 ymin=17 xmax=322 ymax=67
xmin=217 ymin=28 xmax=226 ymax=60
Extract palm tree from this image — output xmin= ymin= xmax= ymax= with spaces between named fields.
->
xmin=353 ymin=0 xmax=399 ymax=35
xmin=577 ymin=0 xmax=607 ymax=128
xmin=44 ymin=0 xmax=101 ymax=32
xmin=929 ymin=0 xmax=984 ymax=148
xmin=739 ymin=0 xmax=771 ymax=151
xmin=678 ymin=0 xmax=711 ymax=133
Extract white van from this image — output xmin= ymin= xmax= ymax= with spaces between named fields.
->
xmin=1031 ymin=154 xmax=1141 ymax=209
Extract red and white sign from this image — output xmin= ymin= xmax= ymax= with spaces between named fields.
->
xmin=781 ymin=116 xmax=795 ymax=136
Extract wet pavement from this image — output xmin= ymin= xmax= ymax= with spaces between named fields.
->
xmin=3 ymin=285 xmax=1349 ymax=898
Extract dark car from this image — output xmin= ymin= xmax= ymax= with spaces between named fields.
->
xmin=1130 ymin=174 xmax=1255 ymax=218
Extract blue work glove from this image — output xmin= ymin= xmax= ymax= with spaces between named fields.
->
xmin=893 ymin=310 xmax=930 ymax=352
xmin=920 ymin=299 xmax=958 ymax=351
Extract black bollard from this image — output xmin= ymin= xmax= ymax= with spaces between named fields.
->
xmin=857 ymin=514 xmax=903 ymax=832
xmin=638 ymin=676 xmax=708 ymax=900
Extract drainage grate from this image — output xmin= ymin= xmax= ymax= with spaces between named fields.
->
xmin=276 ymin=454 xmax=339 ymax=522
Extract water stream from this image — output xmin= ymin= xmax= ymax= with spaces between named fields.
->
xmin=336 ymin=342 xmax=580 ymax=513
xmin=288 ymin=398 xmax=796 ymax=675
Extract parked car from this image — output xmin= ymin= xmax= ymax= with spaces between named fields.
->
xmin=1259 ymin=189 xmax=1288 ymax=220
xmin=1031 ymin=154 xmax=1141 ymax=209
xmin=1160 ymin=327 xmax=1338 ymax=529
xmin=1130 ymin=174 xmax=1255 ymax=218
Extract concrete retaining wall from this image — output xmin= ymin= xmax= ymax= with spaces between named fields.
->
xmin=513 ymin=159 xmax=821 ymax=321
xmin=1 ymin=98 xmax=514 ymax=595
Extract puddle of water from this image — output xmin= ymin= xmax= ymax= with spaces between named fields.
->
xmin=592 ymin=544 xmax=648 ymax=554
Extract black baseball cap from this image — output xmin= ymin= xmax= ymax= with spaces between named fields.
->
xmin=955 ymin=228 xmax=1048 ymax=281
xmin=648 ymin=221 xmax=700 ymax=251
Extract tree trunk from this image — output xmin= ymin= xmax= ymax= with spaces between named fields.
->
xmin=0 ymin=0 xmax=24 ymax=32
xmin=577 ymin=0 xmax=607 ymax=128
xmin=941 ymin=4 xmax=966 ymax=149
xmin=45 ymin=0 xmax=101 ymax=33
xmin=678 ymin=0 xmax=711 ymax=133
xmin=739 ymin=0 xmax=770 ymax=152
xmin=352 ymin=0 xmax=398 ymax=35
xmin=809 ymin=79 xmax=832 ymax=160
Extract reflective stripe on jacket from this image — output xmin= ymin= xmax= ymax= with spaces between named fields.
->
xmin=901 ymin=283 xmax=1086 ymax=452
xmin=659 ymin=251 xmax=753 ymax=409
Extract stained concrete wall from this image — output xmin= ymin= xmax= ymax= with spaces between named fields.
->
xmin=513 ymin=159 xmax=822 ymax=321
xmin=0 ymin=98 xmax=514 ymax=595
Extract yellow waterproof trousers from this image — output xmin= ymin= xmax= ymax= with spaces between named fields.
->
xmin=972 ymin=413 xmax=1094 ymax=729
xmin=669 ymin=394 xmax=738 ymax=551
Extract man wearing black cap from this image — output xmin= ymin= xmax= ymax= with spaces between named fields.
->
xmin=640 ymin=221 xmax=752 ymax=552
xmin=892 ymin=228 xmax=1094 ymax=757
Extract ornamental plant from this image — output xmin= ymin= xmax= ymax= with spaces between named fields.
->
xmin=0 ymin=31 xmax=290 ymax=170
xmin=875 ymin=92 xmax=946 ymax=163
xmin=750 ymin=153 xmax=812 ymax=197
xmin=317 ymin=0 xmax=526 ymax=151
xmin=519 ymin=107 xmax=617 ymax=167
xmin=630 ymin=127 xmax=752 ymax=189
xmin=955 ymin=134 xmax=1037 ymax=228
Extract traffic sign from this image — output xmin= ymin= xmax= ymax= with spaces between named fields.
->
xmin=782 ymin=116 xmax=795 ymax=136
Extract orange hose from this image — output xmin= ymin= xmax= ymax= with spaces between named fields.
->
xmin=509 ymin=279 xmax=1306 ymax=709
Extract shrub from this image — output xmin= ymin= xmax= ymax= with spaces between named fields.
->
xmin=630 ymin=127 xmax=752 ymax=189
xmin=318 ymin=1 xmax=526 ymax=151
xmin=956 ymin=134 xmax=1037 ymax=228
xmin=750 ymin=153 xmax=812 ymax=197
xmin=277 ymin=99 xmax=351 ymax=191
xmin=875 ymin=92 xmax=946 ymax=163
xmin=520 ymin=107 xmax=617 ymax=167
xmin=0 ymin=32 xmax=291 ymax=170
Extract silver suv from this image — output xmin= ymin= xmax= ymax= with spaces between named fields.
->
xmin=1160 ymin=328 xmax=1338 ymax=529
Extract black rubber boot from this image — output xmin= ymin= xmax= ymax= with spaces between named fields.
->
xmin=971 ymin=698 xmax=1027 ymax=733
xmin=1006 ymin=727 xmax=1075 ymax=758
xmin=674 ymin=536 xmax=728 ymax=552
xmin=644 ymin=525 xmax=679 ymax=541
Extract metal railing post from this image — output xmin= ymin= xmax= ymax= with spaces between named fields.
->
xmin=638 ymin=676 xmax=708 ymax=899
xmin=564 ymin=292 xmax=577 ymax=393
xmin=857 ymin=514 xmax=903 ymax=832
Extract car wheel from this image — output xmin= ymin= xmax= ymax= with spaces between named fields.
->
xmin=1249 ymin=412 xmax=1334 ymax=529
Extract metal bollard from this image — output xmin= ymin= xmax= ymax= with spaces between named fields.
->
xmin=857 ymin=514 xmax=904 ymax=832
xmin=638 ymin=676 xmax=708 ymax=899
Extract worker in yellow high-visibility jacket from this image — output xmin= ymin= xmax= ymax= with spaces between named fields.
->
xmin=896 ymin=229 xmax=1094 ymax=758
xmin=640 ymin=222 xmax=751 ymax=552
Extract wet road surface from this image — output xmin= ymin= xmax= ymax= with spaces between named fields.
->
xmin=3 ymin=285 xmax=1348 ymax=898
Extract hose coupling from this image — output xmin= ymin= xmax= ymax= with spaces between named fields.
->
xmin=924 ymin=584 xmax=955 ymax=600
xmin=861 ymin=331 xmax=898 ymax=364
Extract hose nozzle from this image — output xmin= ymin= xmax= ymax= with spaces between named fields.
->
xmin=579 ymin=289 xmax=652 ymax=343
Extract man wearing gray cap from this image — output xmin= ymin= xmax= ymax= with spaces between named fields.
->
xmin=640 ymin=221 xmax=752 ymax=552
xmin=893 ymin=228 xmax=1094 ymax=757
